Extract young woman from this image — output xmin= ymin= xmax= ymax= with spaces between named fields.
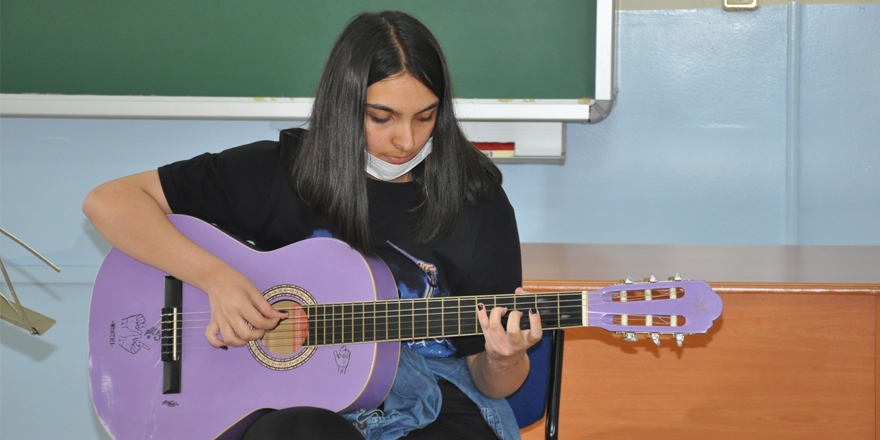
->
xmin=83 ymin=11 xmax=542 ymax=440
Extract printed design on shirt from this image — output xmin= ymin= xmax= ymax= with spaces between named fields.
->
xmin=304 ymin=228 xmax=458 ymax=358
xmin=114 ymin=314 xmax=160 ymax=355
xmin=386 ymin=241 xmax=457 ymax=358
xmin=309 ymin=229 xmax=334 ymax=239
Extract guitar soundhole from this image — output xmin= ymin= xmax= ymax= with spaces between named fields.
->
xmin=262 ymin=300 xmax=308 ymax=356
xmin=247 ymin=284 xmax=317 ymax=371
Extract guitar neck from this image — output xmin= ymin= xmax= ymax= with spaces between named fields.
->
xmin=302 ymin=292 xmax=587 ymax=347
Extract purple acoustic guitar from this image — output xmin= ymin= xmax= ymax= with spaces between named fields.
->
xmin=88 ymin=215 xmax=723 ymax=439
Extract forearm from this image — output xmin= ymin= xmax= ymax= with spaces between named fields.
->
xmin=466 ymin=351 xmax=530 ymax=399
xmin=82 ymin=171 xmax=229 ymax=291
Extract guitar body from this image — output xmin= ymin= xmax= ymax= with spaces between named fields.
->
xmin=88 ymin=215 xmax=400 ymax=439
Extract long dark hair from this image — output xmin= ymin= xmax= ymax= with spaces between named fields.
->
xmin=292 ymin=11 xmax=502 ymax=255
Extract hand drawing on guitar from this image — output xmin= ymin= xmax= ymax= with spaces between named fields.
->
xmin=88 ymin=215 xmax=723 ymax=439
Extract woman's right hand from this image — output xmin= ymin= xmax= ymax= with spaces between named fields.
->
xmin=201 ymin=265 xmax=288 ymax=347
xmin=84 ymin=170 xmax=285 ymax=348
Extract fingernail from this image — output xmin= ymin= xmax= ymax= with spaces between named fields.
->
xmin=529 ymin=308 xmax=535 ymax=315
xmin=478 ymin=304 xmax=484 ymax=311
xmin=219 ymin=345 xmax=228 ymax=350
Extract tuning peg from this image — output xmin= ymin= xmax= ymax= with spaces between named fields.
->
xmin=650 ymin=333 xmax=661 ymax=346
xmin=673 ymin=333 xmax=685 ymax=347
xmin=623 ymin=277 xmax=633 ymax=284
xmin=645 ymin=275 xmax=658 ymax=283
xmin=617 ymin=332 xmax=638 ymax=342
xmin=668 ymin=273 xmax=682 ymax=282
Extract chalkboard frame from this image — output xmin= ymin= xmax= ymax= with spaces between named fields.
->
xmin=0 ymin=0 xmax=615 ymax=123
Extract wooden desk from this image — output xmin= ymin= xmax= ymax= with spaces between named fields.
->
xmin=518 ymin=244 xmax=880 ymax=440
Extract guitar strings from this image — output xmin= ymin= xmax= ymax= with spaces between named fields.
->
xmin=154 ymin=289 xmax=684 ymax=324
xmin=154 ymin=307 xmax=676 ymax=333
xmin=155 ymin=312 xmax=685 ymax=354
xmin=154 ymin=297 xmax=684 ymax=331
xmin=154 ymin=308 xmax=683 ymax=348
xmin=161 ymin=312 xmax=671 ymax=339
xmin=148 ymin=291 xmax=687 ymax=353
xmin=154 ymin=312 xmax=683 ymax=341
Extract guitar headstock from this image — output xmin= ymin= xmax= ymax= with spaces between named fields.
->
xmin=589 ymin=275 xmax=722 ymax=347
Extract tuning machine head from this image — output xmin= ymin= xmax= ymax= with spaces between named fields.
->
xmin=672 ymin=333 xmax=688 ymax=347
xmin=616 ymin=332 xmax=690 ymax=347
xmin=617 ymin=332 xmax=638 ymax=342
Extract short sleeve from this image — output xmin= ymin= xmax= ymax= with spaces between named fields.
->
xmin=157 ymin=139 xmax=289 ymax=243
xmin=450 ymin=188 xmax=523 ymax=356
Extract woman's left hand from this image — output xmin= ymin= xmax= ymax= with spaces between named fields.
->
xmin=477 ymin=287 xmax=544 ymax=368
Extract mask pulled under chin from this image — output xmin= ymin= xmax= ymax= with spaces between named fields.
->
xmin=365 ymin=138 xmax=433 ymax=182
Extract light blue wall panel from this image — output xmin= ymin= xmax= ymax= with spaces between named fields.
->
xmin=798 ymin=3 xmax=880 ymax=245
xmin=0 ymin=118 xmax=293 ymax=268
xmin=503 ymin=6 xmax=790 ymax=244
xmin=0 ymin=283 xmax=111 ymax=440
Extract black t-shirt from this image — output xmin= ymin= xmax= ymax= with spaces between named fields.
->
xmin=158 ymin=128 xmax=522 ymax=357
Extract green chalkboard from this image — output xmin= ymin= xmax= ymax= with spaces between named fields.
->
xmin=0 ymin=1 xmax=596 ymax=99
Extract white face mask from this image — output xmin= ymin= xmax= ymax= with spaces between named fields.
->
xmin=365 ymin=138 xmax=433 ymax=182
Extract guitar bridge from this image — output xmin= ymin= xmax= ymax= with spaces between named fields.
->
xmin=161 ymin=276 xmax=182 ymax=394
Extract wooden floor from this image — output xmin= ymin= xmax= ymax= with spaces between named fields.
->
xmin=517 ymin=244 xmax=880 ymax=440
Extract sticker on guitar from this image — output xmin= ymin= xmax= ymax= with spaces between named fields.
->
xmin=334 ymin=345 xmax=351 ymax=374
xmin=113 ymin=314 xmax=160 ymax=354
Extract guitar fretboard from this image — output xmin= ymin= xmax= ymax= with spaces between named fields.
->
xmin=302 ymin=292 xmax=586 ymax=347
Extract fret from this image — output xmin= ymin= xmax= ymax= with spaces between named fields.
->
xmin=412 ymin=299 xmax=428 ymax=339
xmin=331 ymin=303 xmax=343 ymax=345
xmin=456 ymin=298 xmax=464 ymax=334
xmin=440 ymin=297 xmax=445 ymax=338
xmin=319 ymin=304 xmax=325 ymax=346
xmin=387 ymin=301 xmax=401 ymax=341
xmin=374 ymin=301 xmax=387 ymax=342
xmin=324 ymin=303 xmax=330 ymax=346
xmin=532 ymin=293 xmax=556 ymax=330
xmin=399 ymin=300 xmax=414 ymax=341
xmin=493 ymin=294 xmax=517 ymax=330
xmin=352 ymin=302 xmax=364 ymax=344
xmin=424 ymin=298 xmax=443 ymax=339
xmin=304 ymin=305 xmax=315 ymax=347
xmin=556 ymin=292 xmax=562 ymax=329
xmin=341 ymin=303 xmax=352 ymax=344
xmin=535 ymin=292 xmax=558 ymax=330
xmin=458 ymin=297 xmax=478 ymax=335
xmin=303 ymin=305 xmax=314 ymax=347
xmin=443 ymin=297 xmax=459 ymax=339
xmin=525 ymin=293 xmax=539 ymax=329
xmin=363 ymin=302 xmax=375 ymax=343
xmin=558 ymin=292 xmax=583 ymax=329
xmin=537 ymin=292 xmax=560 ymax=330
xmin=318 ymin=304 xmax=325 ymax=345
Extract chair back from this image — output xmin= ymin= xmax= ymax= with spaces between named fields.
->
xmin=506 ymin=331 xmax=552 ymax=428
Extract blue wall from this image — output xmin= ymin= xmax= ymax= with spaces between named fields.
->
xmin=1 ymin=3 xmax=878 ymax=439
